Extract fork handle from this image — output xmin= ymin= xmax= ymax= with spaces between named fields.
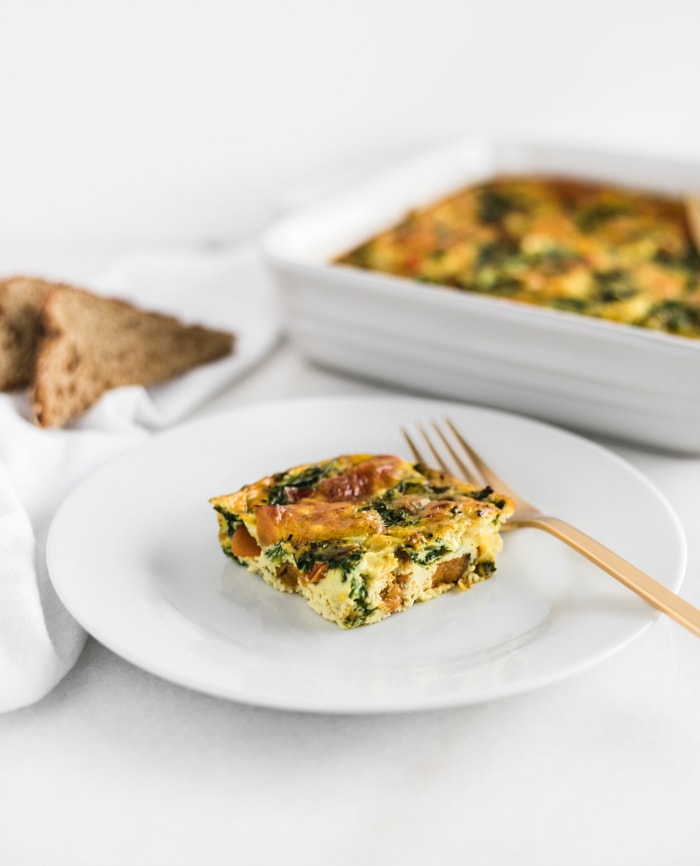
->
xmin=520 ymin=516 xmax=700 ymax=638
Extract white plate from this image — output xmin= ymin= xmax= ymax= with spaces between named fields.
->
xmin=46 ymin=395 xmax=686 ymax=713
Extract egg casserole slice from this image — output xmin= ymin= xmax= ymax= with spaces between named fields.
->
xmin=210 ymin=454 xmax=514 ymax=629
xmin=336 ymin=176 xmax=700 ymax=338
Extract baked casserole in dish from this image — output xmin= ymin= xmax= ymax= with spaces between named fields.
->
xmin=336 ymin=176 xmax=700 ymax=339
xmin=262 ymin=138 xmax=700 ymax=453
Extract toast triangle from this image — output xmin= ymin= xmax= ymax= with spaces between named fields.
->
xmin=31 ymin=283 xmax=234 ymax=427
xmin=0 ymin=277 xmax=53 ymax=390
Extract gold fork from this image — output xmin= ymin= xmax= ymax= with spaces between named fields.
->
xmin=402 ymin=418 xmax=700 ymax=639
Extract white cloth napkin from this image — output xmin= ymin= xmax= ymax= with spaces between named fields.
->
xmin=0 ymin=244 xmax=280 ymax=712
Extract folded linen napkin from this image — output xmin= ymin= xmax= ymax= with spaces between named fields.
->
xmin=0 ymin=244 xmax=280 ymax=712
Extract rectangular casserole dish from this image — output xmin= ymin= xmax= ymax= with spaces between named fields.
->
xmin=262 ymin=137 xmax=700 ymax=453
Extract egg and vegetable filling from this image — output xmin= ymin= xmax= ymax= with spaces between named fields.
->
xmin=210 ymin=454 xmax=514 ymax=629
xmin=336 ymin=176 xmax=700 ymax=338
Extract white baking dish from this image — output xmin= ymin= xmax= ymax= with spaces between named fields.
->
xmin=262 ymin=137 xmax=700 ymax=453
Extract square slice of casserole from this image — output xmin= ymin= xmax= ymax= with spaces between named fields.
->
xmin=210 ymin=454 xmax=514 ymax=629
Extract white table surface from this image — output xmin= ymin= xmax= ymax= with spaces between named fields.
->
xmin=1 ymin=244 xmax=700 ymax=866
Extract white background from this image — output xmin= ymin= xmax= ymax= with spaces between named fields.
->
xmin=2 ymin=2 xmax=700 ymax=865
xmin=1 ymin=0 xmax=698 ymax=245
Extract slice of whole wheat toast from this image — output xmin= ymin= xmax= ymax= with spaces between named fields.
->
xmin=0 ymin=277 xmax=53 ymax=390
xmin=32 ymin=284 xmax=235 ymax=427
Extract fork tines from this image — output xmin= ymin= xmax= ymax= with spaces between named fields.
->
xmin=401 ymin=420 xmax=484 ymax=487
